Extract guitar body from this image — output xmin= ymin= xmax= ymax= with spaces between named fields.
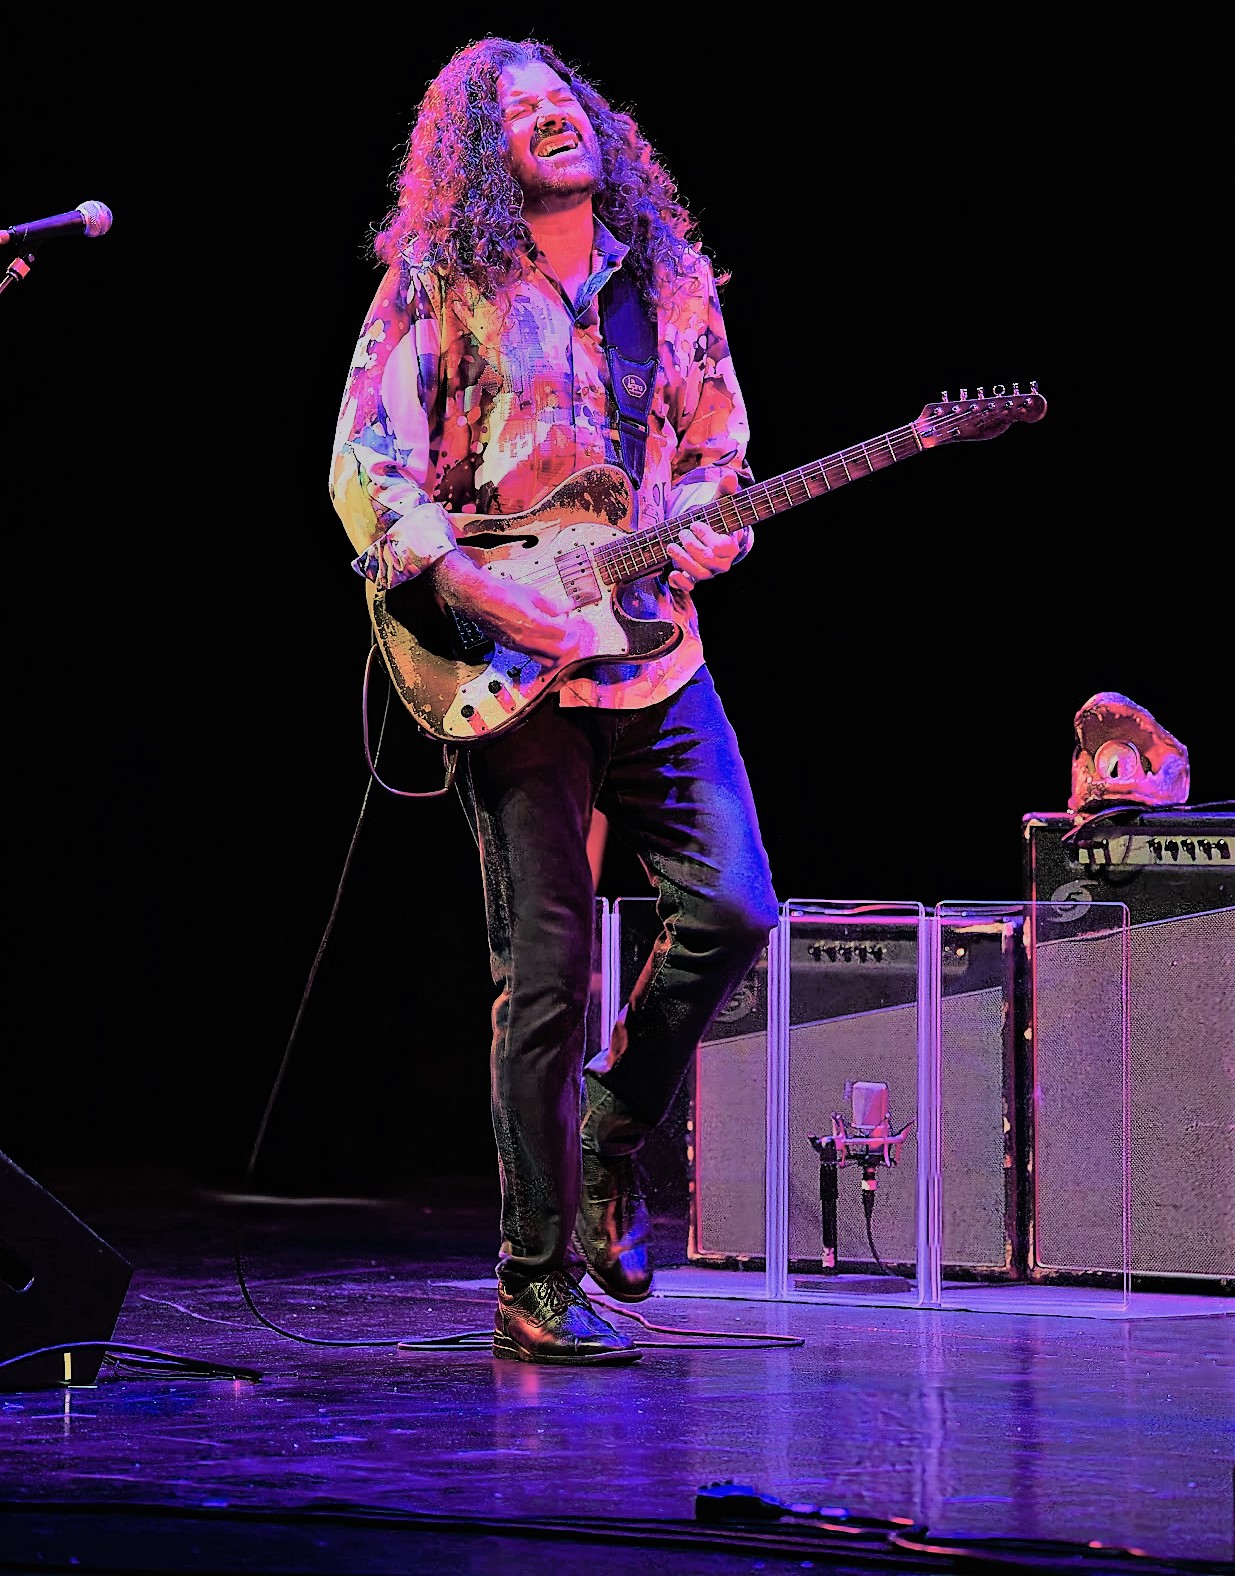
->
xmin=365 ymin=386 xmax=1048 ymax=744
xmin=369 ymin=464 xmax=681 ymax=743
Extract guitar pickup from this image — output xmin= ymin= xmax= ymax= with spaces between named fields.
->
xmin=450 ymin=609 xmax=493 ymax=657
xmin=556 ymin=546 xmax=602 ymax=606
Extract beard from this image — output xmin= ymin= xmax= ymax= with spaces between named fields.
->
xmin=519 ymin=140 xmax=603 ymax=205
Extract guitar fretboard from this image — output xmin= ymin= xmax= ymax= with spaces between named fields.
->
xmin=594 ymin=421 xmax=924 ymax=586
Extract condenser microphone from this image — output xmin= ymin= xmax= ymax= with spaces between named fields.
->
xmin=850 ymin=1081 xmax=889 ymax=1140
xmin=833 ymin=1081 xmax=912 ymax=1173
xmin=0 ymin=201 xmax=113 ymax=247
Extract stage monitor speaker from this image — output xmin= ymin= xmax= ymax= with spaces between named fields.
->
xmin=1023 ymin=810 xmax=1234 ymax=1286
xmin=0 ymin=1152 xmax=133 ymax=1389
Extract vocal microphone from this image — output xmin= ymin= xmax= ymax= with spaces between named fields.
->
xmin=0 ymin=201 xmax=113 ymax=247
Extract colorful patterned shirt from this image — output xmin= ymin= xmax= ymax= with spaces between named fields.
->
xmin=329 ymin=221 xmax=754 ymax=710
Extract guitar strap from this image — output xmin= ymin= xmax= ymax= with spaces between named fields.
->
xmin=598 ymin=266 xmax=656 ymax=488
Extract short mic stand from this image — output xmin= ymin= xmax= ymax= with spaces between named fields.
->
xmin=809 ymin=1133 xmax=840 ymax=1272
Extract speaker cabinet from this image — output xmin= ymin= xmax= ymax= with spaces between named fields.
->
xmin=0 ymin=1153 xmax=133 ymax=1389
xmin=1023 ymin=810 xmax=1235 ymax=1285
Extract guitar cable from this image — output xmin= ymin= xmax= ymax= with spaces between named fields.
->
xmin=361 ymin=638 xmax=458 ymax=800
xmin=216 ymin=634 xmax=460 ymax=1347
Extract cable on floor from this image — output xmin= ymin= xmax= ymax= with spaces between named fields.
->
xmin=596 ymin=1298 xmax=804 ymax=1349
xmin=0 ymin=1341 xmax=261 ymax=1383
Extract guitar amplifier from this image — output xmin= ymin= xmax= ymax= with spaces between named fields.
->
xmin=1022 ymin=809 xmax=1235 ymax=1286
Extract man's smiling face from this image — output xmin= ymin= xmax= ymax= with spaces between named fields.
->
xmin=499 ymin=58 xmax=602 ymax=212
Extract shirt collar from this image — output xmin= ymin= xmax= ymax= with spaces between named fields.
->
xmin=592 ymin=219 xmax=627 ymax=271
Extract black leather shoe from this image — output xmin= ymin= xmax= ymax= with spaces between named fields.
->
xmin=575 ymin=1145 xmax=654 ymax=1303
xmin=493 ymin=1271 xmax=640 ymax=1365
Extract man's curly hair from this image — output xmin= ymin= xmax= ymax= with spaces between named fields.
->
xmin=373 ymin=36 xmax=712 ymax=311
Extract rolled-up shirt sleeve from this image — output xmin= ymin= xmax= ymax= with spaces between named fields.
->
xmin=329 ymin=261 xmax=458 ymax=589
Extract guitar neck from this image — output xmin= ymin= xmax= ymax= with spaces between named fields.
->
xmin=595 ymin=421 xmax=924 ymax=587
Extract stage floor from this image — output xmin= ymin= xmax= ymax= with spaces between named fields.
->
xmin=1 ymin=1169 xmax=1231 ymax=1575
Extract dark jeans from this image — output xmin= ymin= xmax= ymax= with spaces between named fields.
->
xmin=455 ymin=667 xmax=778 ymax=1290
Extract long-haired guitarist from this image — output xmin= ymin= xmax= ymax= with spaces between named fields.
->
xmin=329 ymin=35 xmax=778 ymax=1366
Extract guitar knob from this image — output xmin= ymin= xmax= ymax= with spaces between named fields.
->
xmin=461 ymin=704 xmax=475 ymax=718
xmin=488 ymin=679 xmax=503 ymax=694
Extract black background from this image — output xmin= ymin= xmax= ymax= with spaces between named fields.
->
xmin=3 ymin=17 xmax=1225 ymax=1193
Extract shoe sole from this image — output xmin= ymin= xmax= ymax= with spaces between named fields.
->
xmin=571 ymin=1232 xmax=655 ymax=1304
xmin=492 ymin=1334 xmax=641 ymax=1365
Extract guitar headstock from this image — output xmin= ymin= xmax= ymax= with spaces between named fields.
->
xmin=915 ymin=382 xmax=1047 ymax=445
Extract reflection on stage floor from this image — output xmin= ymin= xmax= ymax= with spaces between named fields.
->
xmin=1 ymin=1168 xmax=1231 ymax=1576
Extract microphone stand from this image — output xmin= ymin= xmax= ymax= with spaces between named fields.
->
xmin=808 ymin=1133 xmax=840 ymax=1272
xmin=809 ymin=1106 xmax=914 ymax=1276
xmin=1 ymin=242 xmax=41 ymax=299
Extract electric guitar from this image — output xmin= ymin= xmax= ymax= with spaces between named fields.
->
xmin=368 ymin=383 xmax=1047 ymax=743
